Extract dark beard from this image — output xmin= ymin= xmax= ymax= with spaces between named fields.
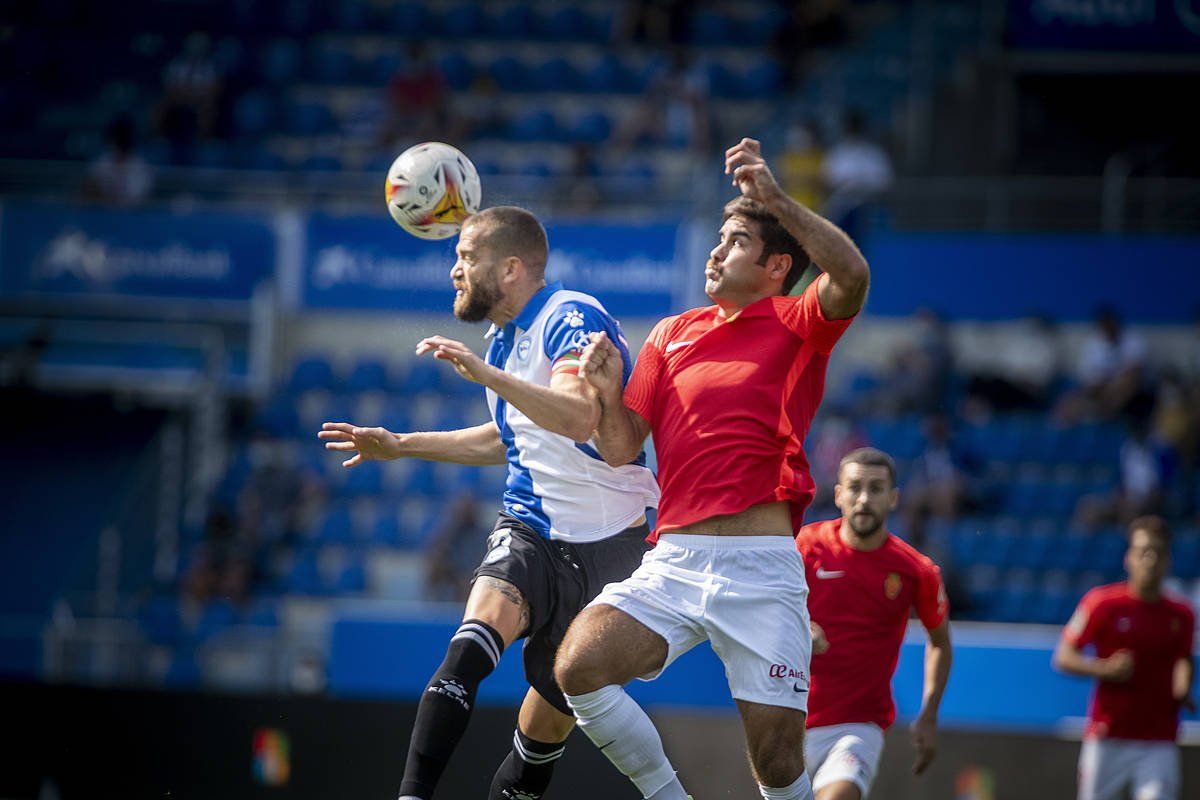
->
xmin=453 ymin=279 xmax=501 ymax=322
xmin=848 ymin=512 xmax=883 ymax=538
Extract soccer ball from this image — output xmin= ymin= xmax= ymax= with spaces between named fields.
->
xmin=385 ymin=142 xmax=482 ymax=240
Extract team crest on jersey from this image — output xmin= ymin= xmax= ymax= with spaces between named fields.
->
xmin=516 ymin=337 xmax=532 ymax=363
xmin=564 ymin=309 xmax=585 ymax=327
xmin=884 ymin=572 xmax=902 ymax=600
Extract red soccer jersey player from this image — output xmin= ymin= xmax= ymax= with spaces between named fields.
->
xmin=555 ymin=138 xmax=871 ymax=800
xmin=797 ymin=449 xmax=952 ymax=799
xmin=1055 ymin=516 xmax=1195 ymax=800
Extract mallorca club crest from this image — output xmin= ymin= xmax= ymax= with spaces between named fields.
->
xmin=884 ymin=572 xmax=902 ymax=600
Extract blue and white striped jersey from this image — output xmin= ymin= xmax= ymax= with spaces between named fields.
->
xmin=484 ymin=282 xmax=659 ymax=542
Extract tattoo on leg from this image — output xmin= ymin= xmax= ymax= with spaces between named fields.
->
xmin=479 ymin=577 xmax=531 ymax=631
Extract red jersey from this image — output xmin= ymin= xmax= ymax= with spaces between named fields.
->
xmin=1062 ymin=583 xmax=1195 ymax=741
xmin=624 ymin=277 xmax=854 ymax=540
xmin=797 ymin=519 xmax=949 ymax=730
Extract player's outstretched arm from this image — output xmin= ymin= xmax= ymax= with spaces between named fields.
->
xmin=911 ymin=620 xmax=952 ymax=775
xmin=579 ymin=332 xmax=650 ymax=466
xmin=725 ymin=137 xmax=869 ymax=319
xmin=318 ymin=421 xmax=506 ymax=467
xmin=417 ymin=335 xmax=600 ymax=443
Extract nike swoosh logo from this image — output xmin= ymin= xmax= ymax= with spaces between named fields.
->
xmin=665 ymin=340 xmax=694 ymax=353
xmin=793 ymin=683 xmax=808 ymax=693
xmin=598 ymin=739 xmax=618 ymax=751
xmin=816 ymin=568 xmax=845 ymax=579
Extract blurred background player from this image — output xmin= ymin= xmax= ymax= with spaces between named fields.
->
xmin=555 ymin=138 xmax=869 ymax=800
xmin=797 ymin=447 xmax=952 ymax=800
xmin=319 ymin=206 xmax=659 ymax=800
xmin=1054 ymin=516 xmax=1195 ymax=800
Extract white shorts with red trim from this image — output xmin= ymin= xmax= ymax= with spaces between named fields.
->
xmin=1078 ymin=737 xmax=1180 ymax=800
xmin=588 ymin=533 xmax=812 ymax=711
xmin=806 ymin=722 xmax=885 ymax=797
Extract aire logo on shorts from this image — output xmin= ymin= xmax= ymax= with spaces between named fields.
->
xmin=769 ymin=663 xmax=807 ymax=681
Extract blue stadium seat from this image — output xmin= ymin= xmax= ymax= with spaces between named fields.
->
xmin=139 ymin=596 xmax=183 ymax=646
xmin=389 ymin=2 xmax=431 ymax=35
xmin=331 ymin=556 xmax=367 ymax=594
xmin=543 ymin=6 xmax=593 ymax=42
xmin=488 ymin=56 xmax=528 ymax=91
xmin=567 ymin=111 xmax=611 ymax=144
xmin=309 ymin=43 xmax=356 ymax=84
xmin=1082 ymin=531 xmax=1127 ymax=576
xmin=287 ymin=550 xmax=324 ymax=595
xmin=437 ymin=53 xmax=475 ymax=91
xmin=343 ymin=462 xmax=383 ymax=497
xmin=508 ymin=109 xmax=559 ymax=142
xmin=1172 ymin=534 xmax=1200 ymax=581
xmin=530 ymin=58 xmax=580 ymax=93
xmin=193 ymin=600 xmax=238 ymax=642
xmin=742 ymin=61 xmax=782 ymax=98
xmin=438 ymin=4 xmax=486 ymax=37
xmin=239 ymin=147 xmax=289 ymax=172
xmin=289 ymin=356 xmax=337 ymax=393
xmin=233 ymin=91 xmax=276 ymax=137
xmin=346 ymin=358 xmax=390 ymax=393
xmin=691 ymin=11 xmax=731 ymax=45
xmin=491 ymin=4 xmax=533 ymax=38
xmin=583 ymin=54 xmax=633 ymax=94
xmin=372 ymin=508 xmax=402 ymax=548
xmin=316 ymin=504 xmax=355 ymax=545
xmin=303 ymin=153 xmax=344 ymax=172
xmin=242 ymin=599 xmax=280 ymax=628
xmin=260 ymin=39 xmax=301 ymax=84
xmin=286 ymin=101 xmax=337 ymax=136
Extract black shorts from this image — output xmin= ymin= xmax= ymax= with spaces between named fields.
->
xmin=472 ymin=513 xmax=651 ymax=715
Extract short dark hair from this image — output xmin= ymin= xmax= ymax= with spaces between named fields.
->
xmin=1128 ymin=515 xmax=1172 ymax=546
xmin=464 ymin=206 xmax=549 ymax=277
xmin=722 ymin=196 xmax=811 ymax=294
xmin=837 ymin=447 xmax=897 ymax=488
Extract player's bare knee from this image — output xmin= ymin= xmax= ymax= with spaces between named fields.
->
xmin=752 ymin=748 xmax=806 ymax=790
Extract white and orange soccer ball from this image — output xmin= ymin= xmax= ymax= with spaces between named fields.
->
xmin=385 ymin=142 xmax=481 ymax=240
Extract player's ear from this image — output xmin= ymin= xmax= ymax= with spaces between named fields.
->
xmin=502 ymin=255 xmax=523 ymax=283
xmin=888 ymin=487 xmax=899 ymax=512
xmin=770 ymin=252 xmax=792 ymax=283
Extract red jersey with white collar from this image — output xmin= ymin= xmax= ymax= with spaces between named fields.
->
xmin=623 ymin=277 xmax=854 ymax=540
xmin=797 ymin=519 xmax=949 ymax=730
xmin=1063 ymin=583 xmax=1195 ymax=741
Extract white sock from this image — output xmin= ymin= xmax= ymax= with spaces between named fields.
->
xmin=758 ymin=772 xmax=813 ymax=800
xmin=565 ymin=685 xmax=688 ymax=800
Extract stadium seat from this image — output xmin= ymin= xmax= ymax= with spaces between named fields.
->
xmin=288 ymin=356 xmax=337 ymax=393
xmin=331 ymin=556 xmax=367 ymax=594
xmin=286 ymin=101 xmax=337 ymax=136
xmin=139 ymin=596 xmax=183 ymax=646
xmin=1172 ymin=534 xmax=1200 ymax=580
xmin=309 ymin=42 xmax=356 ymax=84
xmin=567 ymin=111 xmax=612 ymax=144
xmin=437 ymin=52 xmax=475 ymax=90
xmin=286 ymin=550 xmax=324 ymax=595
xmin=316 ymin=503 xmax=355 ymax=545
xmin=233 ymin=91 xmax=276 ymax=137
xmin=193 ymin=600 xmax=238 ymax=642
xmin=508 ymin=109 xmax=559 ymax=142
xmin=259 ymin=39 xmax=301 ymax=84
xmin=345 ymin=358 xmax=391 ymax=394
xmin=487 ymin=56 xmax=528 ymax=91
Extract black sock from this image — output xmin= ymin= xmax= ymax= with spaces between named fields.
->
xmin=398 ymin=619 xmax=505 ymax=799
xmin=488 ymin=728 xmax=567 ymax=800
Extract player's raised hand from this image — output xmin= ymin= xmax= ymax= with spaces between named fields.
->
xmin=579 ymin=331 xmax=622 ymax=400
xmin=810 ymin=620 xmax=830 ymax=655
xmin=318 ymin=422 xmax=403 ymax=468
xmin=417 ymin=335 xmax=496 ymax=385
xmin=725 ymin=138 xmax=784 ymax=205
xmin=1098 ymin=650 xmax=1134 ymax=682
xmin=909 ymin=714 xmax=938 ymax=775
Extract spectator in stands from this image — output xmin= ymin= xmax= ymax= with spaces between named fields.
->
xmin=965 ymin=314 xmax=1063 ymax=414
xmin=155 ymin=32 xmax=223 ymax=161
xmin=557 ymin=143 xmax=603 ymax=214
xmin=84 ymin=116 xmax=154 ymax=206
xmin=809 ymin=410 xmax=868 ymax=514
xmin=424 ymin=493 xmax=487 ymax=602
xmin=902 ymin=413 xmax=978 ymax=534
xmin=612 ymin=0 xmax=694 ymax=46
xmin=771 ymin=0 xmax=849 ymax=89
xmin=1057 ymin=307 xmax=1154 ymax=425
xmin=874 ymin=307 xmax=954 ymax=416
xmin=822 ymin=109 xmax=894 ymax=244
xmin=381 ymin=44 xmax=450 ymax=146
xmin=1075 ymin=422 xmax=1171 ymax=531
xmin=618 ymin=48 xmax=710 ymax=155
xmin=779 ymin=119 xmax=826 ymax=212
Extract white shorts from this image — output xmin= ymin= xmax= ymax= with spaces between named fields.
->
xmin=589 ymin=533 xmax=811 ymax=711
xmin=806 ymin=723 xmax=885 ymax=797
xmin=1078 ymin=738 xmax=1180 ymax=800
